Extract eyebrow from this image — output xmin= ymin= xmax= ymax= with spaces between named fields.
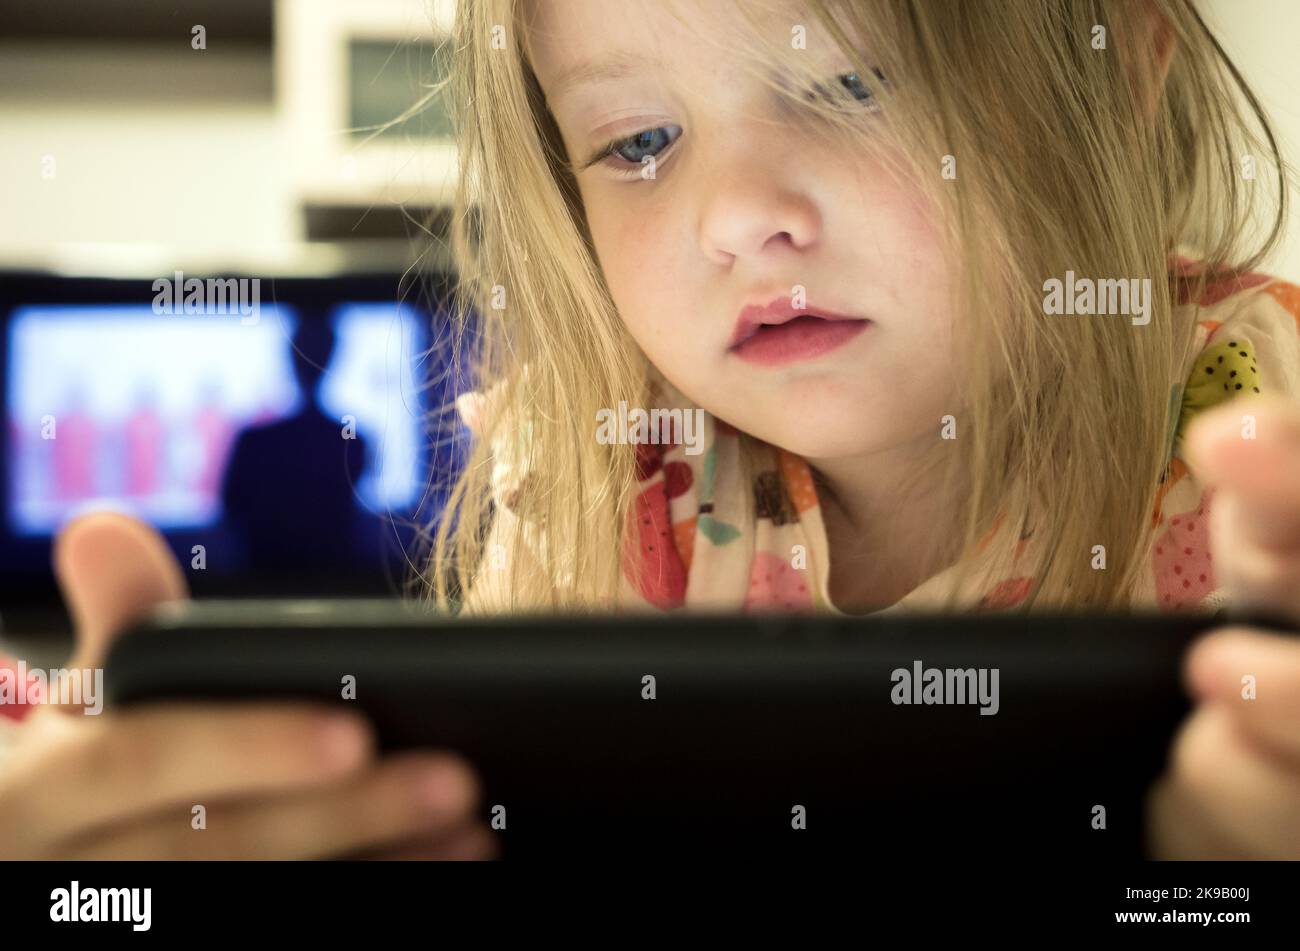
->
xmin=546 ymin=49 xmax=662 ymax=103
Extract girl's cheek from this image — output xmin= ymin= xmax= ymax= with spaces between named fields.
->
xmin=839 ymin=147 xmax=946 ymax=265
xmin=587 ymin=199 xmax=676 ymax=320
xmin=865 ymin=182 xmax=948 ymax=273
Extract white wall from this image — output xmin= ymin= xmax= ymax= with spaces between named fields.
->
xmin=1201 ymin=0 xmax=1300 ymax=280
xmin=0 ymin=45 xmax=297 ymax=276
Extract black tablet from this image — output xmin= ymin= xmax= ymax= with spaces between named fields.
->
xmin=104 ymin=599 xmax=1290 ymax=857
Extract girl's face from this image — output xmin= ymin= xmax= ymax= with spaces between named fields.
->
xmin=527 ymin=0 xmax=961 ymax=461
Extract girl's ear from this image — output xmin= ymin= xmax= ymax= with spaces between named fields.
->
xmin=1143 ymin=1 xmax=1178 ymax=116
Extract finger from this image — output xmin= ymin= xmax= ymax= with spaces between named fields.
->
xmin=1185 ymin=626 xmax=1300 ymax=760
xmin=352 ymin=823 xmax=500 ymax=861
xmin=1 ymin=703 xmax=373 ymax=849
xmin=1183 ymin=397 xmax=1300 ymax=617
xmin=1145 ymin=775 xmax=1252 ymax=860
xmin=1182 ymin=395 xmax=1300 ymax=554
xmin=1205 ymin=494 xmax=1300 ymax=619
xmin=52 ymin=513 xmax=189 ymax=675
xmin=1154 ymin=703 xmax=1300 ymax=859
xmin=60 ymin=753 xmax=480 ymax=861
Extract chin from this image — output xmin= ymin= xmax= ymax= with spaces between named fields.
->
xmin=746 ymin=414 xmax=887 ymax=461
xmin=719 ymin=380 xmax=875 ymax=456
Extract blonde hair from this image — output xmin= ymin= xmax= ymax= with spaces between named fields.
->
xmin=417 ymin=0 xmax=1290 ymax=614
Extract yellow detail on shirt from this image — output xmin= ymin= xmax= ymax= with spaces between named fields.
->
xmin=1175 ymin=335 xmax=1262 ymax=451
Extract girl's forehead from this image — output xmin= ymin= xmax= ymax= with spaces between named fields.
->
xmin=525 ymin=0 xmax=689 ymax=64
xmin=524 ymin=0 xmax=830 ymax=95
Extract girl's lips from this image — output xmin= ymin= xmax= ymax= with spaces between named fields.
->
xmin=729 ymin=315 xmax=868 ymax=367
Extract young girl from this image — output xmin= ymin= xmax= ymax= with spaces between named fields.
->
xmin=434 ymin=0 xmax=1300 ymax=621
xmin=430 ymin=0 xmax=1300 ymax=859
xmin=1 ymin=0 xmax=1298 ymax=861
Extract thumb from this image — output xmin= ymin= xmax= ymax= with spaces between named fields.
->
xmin=1182 ymin=395 xmax=1300 ymax=552
xmin=1182 ymin=396 xmax=1300 ymax=619
xmin=53 ymin=512 xmax=189 ymax=672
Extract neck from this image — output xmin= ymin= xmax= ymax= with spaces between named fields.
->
xmin=805 ymin=433 xmax=965 ymax=613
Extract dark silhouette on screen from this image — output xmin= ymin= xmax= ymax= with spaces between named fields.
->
xmin=220 ymin=316 xmax=369 ymax=579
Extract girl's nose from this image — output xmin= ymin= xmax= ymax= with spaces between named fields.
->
xmin=696 ymin=157 xmax=822 ymax=267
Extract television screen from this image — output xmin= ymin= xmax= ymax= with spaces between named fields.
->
xmin=7 ymin=302 xmax=427 ymax=533
xmin=0 ymin=276 xmax=459 ymax=604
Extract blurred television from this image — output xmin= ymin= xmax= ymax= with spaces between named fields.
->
xmin=0 ymin=273 xmax=467 ymax=610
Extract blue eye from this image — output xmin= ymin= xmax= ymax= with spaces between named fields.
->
xmin=595 ymin=125 xmax=682 ymax=169
xmin=839 ymin=72 xmax=871 ymax=101
xmin=808 ymin=68 xmax=887 ymax=107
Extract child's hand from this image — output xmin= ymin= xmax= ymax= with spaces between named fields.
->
xmin=0 ymin=514 xmax=495 ymax=860
xmin=1147 ymin=396 xmax=1300 ymax=858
